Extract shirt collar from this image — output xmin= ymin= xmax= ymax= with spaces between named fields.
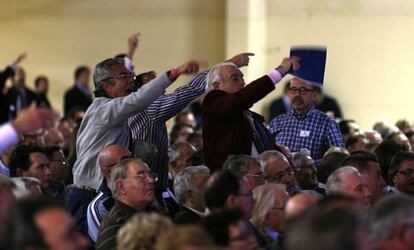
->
xmin=291 ymin=106 xmax=316 ymax=120
xmin=183 ymin=205 xmax=207 ymax=217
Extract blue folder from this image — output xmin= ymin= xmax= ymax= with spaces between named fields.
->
xmin=289 ymin=46 xmax=327 ymax=86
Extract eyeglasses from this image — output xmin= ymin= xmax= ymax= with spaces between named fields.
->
xmin=270 ymin=168 xmax=294 ymax=181
xmin=396 ymin=169 xmax=414 ymax=177
xmin=102 ymin=72 xmax=136 ymax=82
xmin=288 ymin=87 xmax=315 ymax=95
xmin=126 ymin=172 xmax=158 ymax=182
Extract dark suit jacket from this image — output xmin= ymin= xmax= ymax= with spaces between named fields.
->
xmin=63 ymin=85 xmax=92 ymax=118
xmin=0 ymin=66 xmax=14 ymax=124
xmin=316 ymin=95 xmax=343 ymax=119
xmin=174 ymin=206 xmax=202 ymax=225
xmin=202 ymin=75 xmax=276 ymax=171
xmin=6 ymin=86 xmax=40 ymax=119
xmin=268 ymin=97 xmax=288 ymax=121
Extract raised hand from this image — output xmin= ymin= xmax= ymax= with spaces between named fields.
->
xmin=127 ymin=33 xmax=141 ymax=59
xmin=13 ymin=53 xmax=27 ymax=65
xmin=12 ymin=103 xmax=59 ymax=135
xmin=227 ymin=52 xmax=255 ymax=68
xmin=277 ymin=56 xmax=301 ymax=76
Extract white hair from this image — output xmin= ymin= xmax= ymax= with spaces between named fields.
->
xmin=206 ymin=62 xmax=237 ymax=91
xmin=326 ymin=166 xmax=359 ymax=195
xmin=173 ymin=165 xmax=210 ymax=204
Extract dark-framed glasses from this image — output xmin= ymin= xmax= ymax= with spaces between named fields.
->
xmin=288 ymin=87 xmax=315 ymax=95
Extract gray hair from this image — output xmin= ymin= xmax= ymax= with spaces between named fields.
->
xmin=93 ymin=58 xmax=125 ymax=95
xmin=251 ymin=183 xmax=286 ymax=229
xmin=326 ymin=166 xmax=359 ymax=195
xmin=370 ymin=194 xmax=414 ymax=241
xmin=259 ymin=150 xmax=288 ymax=173
xmin=292 ymin=150 xmax=315 ymax=169
xmin=110 ymin=158 xmax=146 ymax=199
xmin=173 ymin=165 xmax=210 ymax=204
xmin=223 ymin=154 xmax=260 ymax=179
xmin=206 ymin=62 xmax=237 ymax=91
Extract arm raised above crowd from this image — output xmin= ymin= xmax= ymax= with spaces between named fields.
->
xmin=0 ymin=103 xmax=58 ymax=155
xmin=203 ymin=56 xmax=300 ymax=119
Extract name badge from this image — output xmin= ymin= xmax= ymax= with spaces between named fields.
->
xmin=300 ymin=130 xmax=310 ymax=137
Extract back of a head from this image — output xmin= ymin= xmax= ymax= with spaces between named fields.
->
xmin=370 ymin=194 xmax=414 ymax=242
xmin=200 ymin=208 xmax=243 ymax=247
xmin=204 ymin=171 xmax=239 ymax=210
xmin=117 ymin=213 xmax=173 ymax=250
xmin=223 ymin=154 xmax=260 ymax=178
xmin=318 ymin=151 xmax=349 ymax=184
xmin=4 ymin=197 xmax=60 ymax=250
xmin=343 ymin=151 xmax=378 ymax=174
xmin=173 ymin=165 xmax=210 ymax=204
xmin=155 ymin=225 xmax=213 ymax=250
xmin=286 ymin=205 xmax=364 ymax=250
xmin=326 ymin=166 xmax=358 ymax=195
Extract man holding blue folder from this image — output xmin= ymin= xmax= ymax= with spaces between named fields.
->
xmin=269 ymin=47 xmax=344 ymax=165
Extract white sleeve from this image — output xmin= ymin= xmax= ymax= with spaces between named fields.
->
xmin=0 ymin=123 xmax=19 ymax=156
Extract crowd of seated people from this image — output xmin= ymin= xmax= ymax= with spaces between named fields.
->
xmin=1 ymin=33 xmax=414 ymax=250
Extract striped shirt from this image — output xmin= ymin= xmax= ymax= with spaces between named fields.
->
xmin=269 ymin=108 xmax=344 ymax=165
xmin=128 ymin=71 xmax=208 ymax=191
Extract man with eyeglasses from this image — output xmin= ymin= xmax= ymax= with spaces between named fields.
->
xmin=86 ymin=144 xmax=131 ymax=244
xmin=269 ymin=77 xmax=344 ymax=165
xmin=202 ymin=56 xmax=300 ymax=172
xmin=388 ymin=152 xmax=414 ymax=195
xmin=96 ymin=158 xmax=159 ymax=250
xmin=68 ymin=57 xmax=196 ymax=231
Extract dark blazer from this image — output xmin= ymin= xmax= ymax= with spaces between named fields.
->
xmin=174 ymin=206 xmax=202 ymax=225
xmin=0 ymin=66 xmax=14 ymax=124
xmin=316 ymin=95 xmax=343 ymax=119
xmin=63 ymin=85 xmax=92 ymax=118
xmin=6 ymin=86 xmax=40 ymax=119
xmin=268 ymin=97 xmax=288 ymax=121
xmin=202 ymin=75 xmax=276 ymax=172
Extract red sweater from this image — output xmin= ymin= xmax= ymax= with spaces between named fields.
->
xmin=202 ymin=75 xmax=276 ymax=172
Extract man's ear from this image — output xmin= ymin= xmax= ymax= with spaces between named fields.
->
xmin=116 ymin=180 xmax=126 ymax=195
xmin=212 ymin=81 xmax=221 ymax=90
xmin=226 ymin=194 xmax=237 ymax=208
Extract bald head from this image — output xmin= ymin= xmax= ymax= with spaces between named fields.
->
xmin=98 ymin=145 xmax=130 ymax=180
xmin=285 ymin=193 xmax=319 ymax=220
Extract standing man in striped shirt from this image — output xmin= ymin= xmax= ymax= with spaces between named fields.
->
xmin=128 ymin=53 xmax=254 ymax=203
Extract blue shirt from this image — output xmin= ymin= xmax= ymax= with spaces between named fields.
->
xmin=269 ymin=108 xmax=344 ymax=165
